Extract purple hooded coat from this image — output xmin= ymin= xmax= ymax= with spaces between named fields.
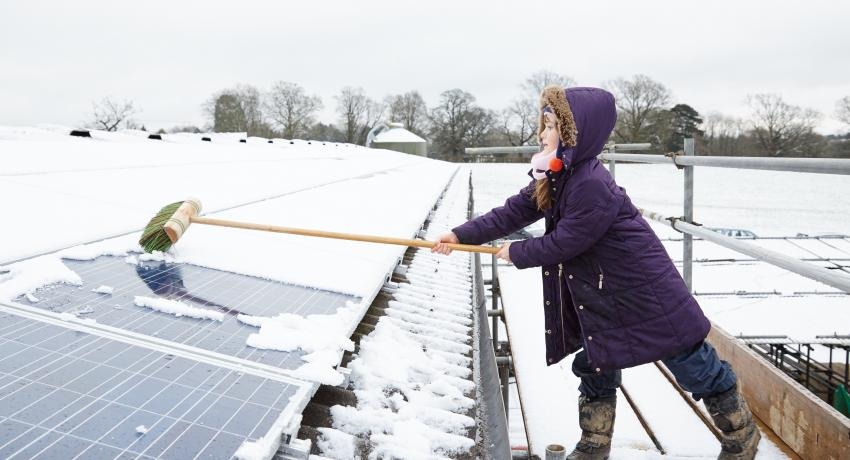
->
xmin=453 ymin=87 xmax=711 ymax=372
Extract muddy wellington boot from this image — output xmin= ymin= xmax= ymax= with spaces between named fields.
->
xmin=567 ymin=395 xmax=616 ymax=460
xmin=703 ymin=385 xmax=761 ymax=460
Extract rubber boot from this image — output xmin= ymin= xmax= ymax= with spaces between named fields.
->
xmin=566 ymin=394 xmax=615 ymax=460
xmin=703 ymin=385 xmax=761 ymax=460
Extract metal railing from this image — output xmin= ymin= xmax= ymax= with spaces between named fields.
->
xmin=465 ymin=142 xmax=651 ymax=157
xmin=464 ymin=140 xmax=850 ymax=294
xmin=602 ymin=152 xmax=850 ymax=175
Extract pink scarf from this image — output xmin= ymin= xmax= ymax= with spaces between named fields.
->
xmin=530 ymin=149 xmax=557 ymax=180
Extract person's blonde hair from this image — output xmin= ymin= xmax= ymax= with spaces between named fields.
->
xmin=531 ymin=111 xmax=558 ymax=211
xmin=533 ymin=179 xmax=552 ymax=211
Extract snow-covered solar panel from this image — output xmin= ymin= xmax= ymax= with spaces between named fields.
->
xmin=822 ymin=237 xmax=850 ymax=256
xmin=0 ymin=314 xmax=307 ymax=459
xmin=811 ymin=337 xmax=850 ymax=347
xmin=737 ymin=336 xmax=796 ymax=345
xmin=786 ymin=237 xmax=850 ymax=259
xmin=15 ymin=255 xmax=357 ymax=371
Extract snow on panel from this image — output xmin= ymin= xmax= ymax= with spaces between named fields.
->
xmin=0 ymin=129 xmax=451 ymax=264
xmin=134 ymin=295 xmax=225 ymax=321
xmin=700 ymin=295 xmax=850 ymax=344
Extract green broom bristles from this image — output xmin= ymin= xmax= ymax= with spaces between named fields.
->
xmin=139 ymin=201 xmax=183 ymax=253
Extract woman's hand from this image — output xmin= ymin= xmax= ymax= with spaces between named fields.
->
xmin=431 ymin=232 xmax=460 ymax=255
xmin=496 ymin=242 xmax=512 ymax=263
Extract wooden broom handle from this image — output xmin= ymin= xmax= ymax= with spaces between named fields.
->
xmin=191 ymin=216 xmax=501 ymax=254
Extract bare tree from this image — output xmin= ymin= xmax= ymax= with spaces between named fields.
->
xmin=747 ymin=93 xmax=822 ymax=156
xmin=606 ymin=75 xmax=672 ymax=143
xmin=385 ymin=91 xmax=428 ymax=135
xmin=203 ymin=84 xmax=267 ymax=136
xmin=90 ymin=97 xmax=138 ymax=131
xmin=235 ymin=84 xmax=268 ymax=137
xmin=335 ymin=87 xmax=368 ymax=143
xmin=429 ymin=89 xmax=496 ymax=161
xmin=521 ymin=70 xmax=576 ymax=97
xmin=498 ymin=98 xmax=538 ymax=146
xmin=703 ymin=111 xmax=746 ymax=156
xmin=836 ymin=96 xmax=850 ymax=129
xmin=359 ymin=99 xmax=386 ymax=145
xmin=497 ymin=71 xmax=576 ymax=147
xmin=335 ymin=87 xmax=383 ymax=144
xmin=265 ymin=81 xmax=323 ymax=139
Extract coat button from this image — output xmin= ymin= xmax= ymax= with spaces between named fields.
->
xmin=548 ymin=358 xmax=554 ymax=363
xmin=544 ymin=271 xmax=549 ymax=276
xmin=568 ymin=274 xmax=573 ymax=279
xmin=546 ymin=329 xmax=552 ymax=334
xmin=578 ymin=305 xmax=584 ymax=310
xmin=545 ymin=300 xmax=551 ymax=305
xmin=587 ymin=336 xmax=593 ymax=341
xmin=553 ymin=187 xmax=557 ymax=191
xmin=595 ymin=367 xmax=601 ymax=373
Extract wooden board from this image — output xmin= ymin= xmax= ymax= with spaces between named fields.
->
xmin=709 ymin=324 xmax=850 ymax=460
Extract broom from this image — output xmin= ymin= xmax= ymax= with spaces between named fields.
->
xmin=138 ymin=198 xmax=499 ymax=255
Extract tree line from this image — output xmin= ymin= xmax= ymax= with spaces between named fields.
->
xmin=88 ymin=72 xmax=850 ymax=160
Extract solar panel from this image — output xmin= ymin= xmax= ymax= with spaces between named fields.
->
xmin=18 ymin=255 xmax=357 ymax=370
xmin=0 ymin=313 xmax=307 ymax=459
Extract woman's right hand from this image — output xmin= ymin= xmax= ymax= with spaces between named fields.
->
xmin=431 ymin=232 xmax=460 ymax=255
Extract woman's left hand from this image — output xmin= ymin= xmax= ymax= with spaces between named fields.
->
xmin=496 ymin=242 xmax=512 ymax=263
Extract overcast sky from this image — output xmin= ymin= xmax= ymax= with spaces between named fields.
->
xmin=2 ymin=0 xmax=849 ymax=133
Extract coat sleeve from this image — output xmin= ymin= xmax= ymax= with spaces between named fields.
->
xmin=452 ymin=180 xmax=543 ymax=245
xmin=509 ymin=178 xmax=621 ymax=269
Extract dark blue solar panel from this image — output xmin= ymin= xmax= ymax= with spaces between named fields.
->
xmin=16 ymin=255 xmax=358 ymax=371
xmin=0 ymin=313 xmax=302 ymax=459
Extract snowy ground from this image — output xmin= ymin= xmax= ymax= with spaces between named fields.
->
xmin=468 ymin=162 xmax=848 ymax=458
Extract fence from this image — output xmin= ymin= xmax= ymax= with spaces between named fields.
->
xmin=466 ymin=140 xmax=850 ymax=293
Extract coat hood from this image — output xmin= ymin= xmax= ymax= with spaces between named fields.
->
xmin=539 ymin=86 xmax=617 ymax=167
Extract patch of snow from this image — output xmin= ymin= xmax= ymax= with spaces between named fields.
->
xmin=238 ymin=302 xmax=359 ymax=385
xmin=133 ymin=296 xmax=224 ymax=322
xmin=58 ymin=312 xmax=75 ymax=321
xmin=135 ymin=425 xmax=149 ymax=435
xmin=25 ymin=292 xmax=39 ymax=303
xmin=69 ymin=306 xmax=95 ymax=316
xmin=57 ymin=311 xmax=97 ymax=326
xmin=58 ymin=236 xmax=136 ymax=260
xmin=235 ymin=413 xmax=303 ymax=460
xmin=315 ymin=428 xmax=358 ymax=460
xmin=0 ymin=255 xmax=82 ymax=302
xmin=91 ymin=285 xmax=114 ymax=295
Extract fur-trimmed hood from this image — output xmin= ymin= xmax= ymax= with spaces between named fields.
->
xmin=539 ymin=86 xmax=617 ymax=167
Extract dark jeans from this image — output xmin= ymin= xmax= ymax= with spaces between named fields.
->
xmin=571 ymin=340 xmax=737 ymax=401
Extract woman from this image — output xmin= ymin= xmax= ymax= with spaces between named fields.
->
xmin=433 ymin=86 xmax=760 ymax=460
